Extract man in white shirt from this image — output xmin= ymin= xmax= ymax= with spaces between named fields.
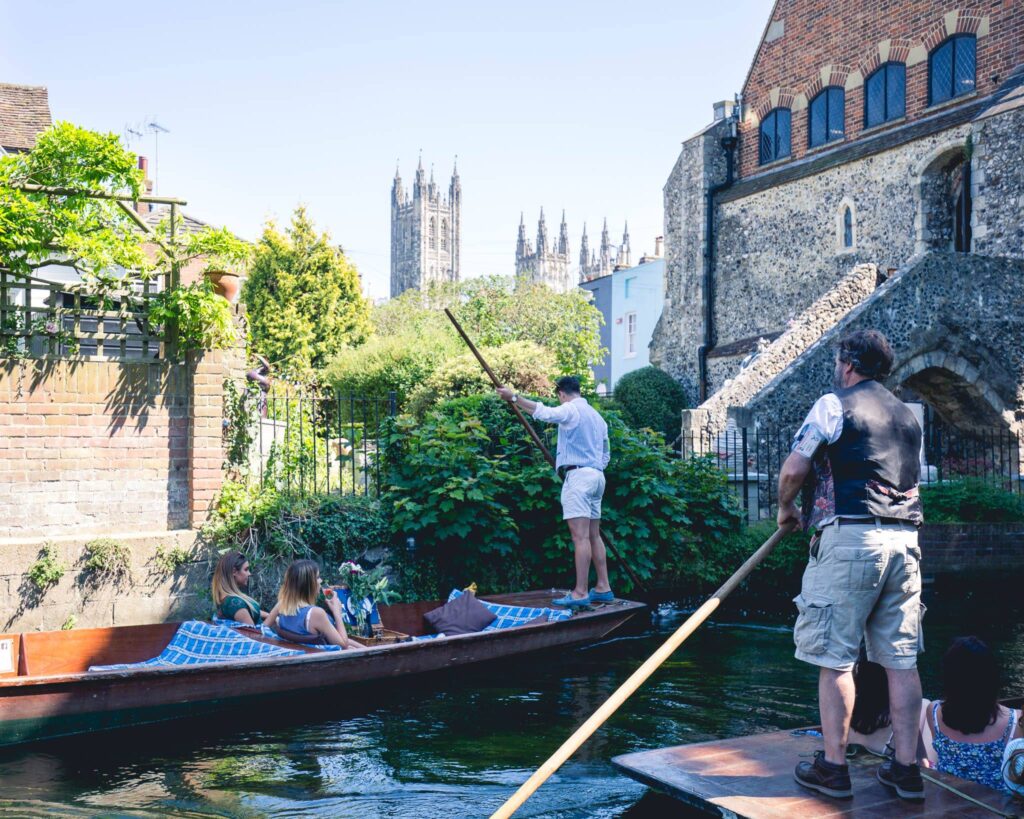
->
xmin=497 ymin=376 xmax=612 ymax=607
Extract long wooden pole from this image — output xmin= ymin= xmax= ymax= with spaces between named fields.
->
xmin=443 ymin=308 xmax=649 ymax=595
xmin=490 ymin=524 xmax=795 ymax=819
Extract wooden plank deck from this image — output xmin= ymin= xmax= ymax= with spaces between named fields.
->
xmin=613 ymin=729 xmax=1022 ymax=818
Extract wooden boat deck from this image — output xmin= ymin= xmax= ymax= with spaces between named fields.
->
xmin=613 ymin=728 xmax=1022 ymax=818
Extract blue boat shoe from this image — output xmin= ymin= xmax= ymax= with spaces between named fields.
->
xmin=588 ymin=589 xmax=615 ymax=603
xmin=552 ymin=593 xmax=590 ymax=607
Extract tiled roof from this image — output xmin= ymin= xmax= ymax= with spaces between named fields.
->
xmin=142 ymin=205 xmax=212 ymax=238
xmin=0 ymin=83 xmax=52 ymax=152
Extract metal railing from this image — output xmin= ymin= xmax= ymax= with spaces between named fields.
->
xmin=681 ymin=415 xmax=1022 ymax=523
xmin=251 ymin=389 xmax=398 ymax=497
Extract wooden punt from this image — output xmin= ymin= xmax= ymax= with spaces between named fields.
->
xmin=0 ymin=591 xmax=645 ymax=748
xmin=612 ymin=707 xmax=1024 ymax=818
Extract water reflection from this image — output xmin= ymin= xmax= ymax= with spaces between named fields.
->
xmin=0 ymin=588 xmax=1020 ymax=818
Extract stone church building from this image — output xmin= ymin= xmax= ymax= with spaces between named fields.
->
xmin=651 ymin=0 xmax=1024 ymax=438
xmin=390 ymin=159 xmax=460 ymax=297
xmin=515 ymin=211 xmax=632 ymax=292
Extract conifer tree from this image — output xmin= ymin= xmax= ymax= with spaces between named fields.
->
xmin=244 ymin=207 xmax=371 ymax=372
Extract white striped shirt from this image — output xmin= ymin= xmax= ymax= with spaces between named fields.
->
xmin=532 ymin=397 xmax=610 ymax=471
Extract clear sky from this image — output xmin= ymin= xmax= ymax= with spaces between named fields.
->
xmin=1 ymin=0 xmax=770 ymax=299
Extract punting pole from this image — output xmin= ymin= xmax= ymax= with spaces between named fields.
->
xmin=443 ymin=308 xmax=649 ymax=596
xmin=490 ymin=524 xmax=796 ymax=819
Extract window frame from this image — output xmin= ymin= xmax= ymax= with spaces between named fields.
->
xmin=864 ymin=62 xmax=906 ymax=128
xmin=624 ymin=311 xmax=637 ymax=357
xmin=928 ymin=34 xmax=976 ymax=106
xmin=808 ymin=86 xmax=845 ymax=149
xmin=759 ymin=107 xmax=792 ymax=165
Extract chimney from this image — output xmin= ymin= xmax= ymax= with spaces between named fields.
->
xmin=136 ymin=156 xmax=154 ymax=216
xmin=654 ymin=235 xmax=664 ymax=257
xmin=712 ymin=100 xmax=736 ymax=122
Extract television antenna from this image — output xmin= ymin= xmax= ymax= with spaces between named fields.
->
xmin=147 ymin=120 xmax=170 ymax=194
xmin=123 ymin=124 xmax=144 ymax=149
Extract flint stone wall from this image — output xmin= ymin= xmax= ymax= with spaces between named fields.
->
xmin=654 ymin=103 xmax=1024 ymax=406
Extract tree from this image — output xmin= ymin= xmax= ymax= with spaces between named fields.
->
xmin=613 ymin=365 xmax=688 ymax=443
xmin=0 ymin=122 xmax=148 ymax=288
xmin=244 ymin=207 xmax=371 ymax=373
xmin=343 ymin=275 xmax=605 ymax=392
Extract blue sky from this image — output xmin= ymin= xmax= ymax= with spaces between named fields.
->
xmin=1 ymin=0 xmax=770 ymax=298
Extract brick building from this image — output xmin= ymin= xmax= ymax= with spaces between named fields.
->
xmin=651 ymin=0 xmax=1024 ymax=438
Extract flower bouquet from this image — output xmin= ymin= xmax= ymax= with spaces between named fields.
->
xmin=336 ymin=560 xmax=399 ymax=638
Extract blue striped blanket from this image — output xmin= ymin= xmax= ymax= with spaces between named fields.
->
xmin=446 ymin=589 xmax=572 ymax=630
xmin=88 ymin=620 xmax=305 ymax=672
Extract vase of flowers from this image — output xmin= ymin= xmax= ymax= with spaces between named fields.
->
xmin=336 ymin=560 xmax=398 ymax=638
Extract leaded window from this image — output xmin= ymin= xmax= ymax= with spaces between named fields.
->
xmin=843 ymin=207 xmax=853 ymax=248
xmin=929 ymin=35 xmax=976 ymax=105
xmin=759 ymin=108 xmax=791 ymax=165
xmin=809 ymin=87 xmax=845 ymax=148
xmin=865 ymin=63 xmax=906 ymax=128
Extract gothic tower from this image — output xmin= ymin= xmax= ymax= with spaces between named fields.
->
xmin=514 ymin=209 xmax=574 ymax=292
xmin=390 ymin=157 xmax=461 ymax=297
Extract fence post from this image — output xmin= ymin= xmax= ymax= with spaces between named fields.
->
xmin=388 ymin=390 xmax=397 ymax=417
xmin=728 ymin=407 xmax=755 ymax=521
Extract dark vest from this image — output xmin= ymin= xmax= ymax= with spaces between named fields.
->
xmin=828 ymin=380 xmax=923 ymax=524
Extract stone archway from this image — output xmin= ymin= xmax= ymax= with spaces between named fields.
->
xmin=890 ymin=351 xmax=1008 ymax=432
xmin=913 ymin=140 xmax=973 ymax=255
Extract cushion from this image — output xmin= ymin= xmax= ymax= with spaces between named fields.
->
xmin=424 ymin=591 xmax=497 ymax=635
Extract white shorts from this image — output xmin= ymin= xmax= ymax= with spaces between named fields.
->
xmin=561 ymin=467 xmax=605 ymax=520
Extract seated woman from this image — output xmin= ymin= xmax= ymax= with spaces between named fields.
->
xmin=848 ymin=652 xmax=894 ymax=756
xmin=212 ymin=550 xmax=268 ymax=626
xmin=920 ymin=636 xmax=1023 ymax=791
xmin=265 ymin=559 xmax=350 ymax=649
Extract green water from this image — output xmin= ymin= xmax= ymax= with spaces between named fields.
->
xmin=0 ymin=586 xmax=1020 ymax=818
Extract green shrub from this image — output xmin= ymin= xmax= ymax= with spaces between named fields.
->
xmin=706 ymin=520 xmax=811 ymax=597
xmin=83 ymin=538 xmax=131 ymax=581
xmin=380 ymin=394 xmax=742 ymax=598
xmin=324 ymin=326 xmax=460 ymax=405
xmin=203 ymin=484 xmax=391 ymax=607
xmin=27 ymin=544 xmax=66 ymax=591
xmin=406 ymin=341 xmax=555 ymax=417
xmin=613 ymin=366 xmax=688 ymax=443
xmin=921 ymin=478 xmax=1024 ymax=523
xmin=153 ymin=544 xmax=192 ymax=573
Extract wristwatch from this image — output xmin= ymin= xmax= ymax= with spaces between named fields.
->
xmin=511 ymin=394 xmax=519 ymax=404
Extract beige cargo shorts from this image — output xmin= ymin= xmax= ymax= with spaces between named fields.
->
xmin=793 ymin=519 xmax=924 ymax=672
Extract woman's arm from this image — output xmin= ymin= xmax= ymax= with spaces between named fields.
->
xmin=919 ymin=699 xmax=937 ymax=767
xmin=233 ymin=607 xmax=255 ymax=626
xmin=263 ymin=603 xmax=281 ymax=631
xmin=308 ymin=605 xmax=349 ymax=649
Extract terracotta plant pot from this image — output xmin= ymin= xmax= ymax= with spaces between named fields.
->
xmin=203 ymin=269 xmax=241 ymax=303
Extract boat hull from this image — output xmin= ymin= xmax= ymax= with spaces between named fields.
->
xmin=0 ymin=598 xmax=644 ymax=747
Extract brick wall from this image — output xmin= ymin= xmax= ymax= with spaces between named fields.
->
xmin=920 ymin=521 xmax=1024 ymax=574
xmin=739 ymin=1 xmax=1024 ymax=179
xmin=0 ymin=355 xmax=230 ymax=538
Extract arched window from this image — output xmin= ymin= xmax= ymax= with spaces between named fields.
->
xmin=843 ymin=206 xmax=854 ymax=248
xmin=429 ymin=217 xmax=437 ymax=249
xmin=808 ymin=87 xmax=845 ymax=148
xmin=836 ymin=198 xmax=856 ymax=252
xmin=865 ymin=62 xmax=906 ymax=127
xmin=929 ymin=35 xmax=976 ymax=105
xmin=759 ymin=108 xmax=791 ymax=165
xmin=440 ymin=219 xmax=448 ymax=251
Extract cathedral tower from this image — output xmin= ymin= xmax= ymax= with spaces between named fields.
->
xmin=390 ymin=157 xmax=461 ymax=297
xmin=514 ymin=209 xmax=574 ymax=292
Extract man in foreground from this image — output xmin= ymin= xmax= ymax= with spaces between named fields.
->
xmin=777 ymin=330 xmax=926 ymax=802
xmin=496 ymin=376 xmax=612 ymax=607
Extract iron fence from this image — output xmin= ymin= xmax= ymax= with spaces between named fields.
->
xmin=681 ymin=412 xmax=1022 ymax=523
xmin=250 ymin=389 xmax=398 ymax=497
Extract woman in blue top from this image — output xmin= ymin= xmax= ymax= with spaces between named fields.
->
xmin=265 ymin=559 xmax=350 ymax=649
xmin=920 ymin=637 xmax=1022 ymax=791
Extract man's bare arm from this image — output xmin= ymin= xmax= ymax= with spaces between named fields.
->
xmin=777 ymin=451 xmax=813 ymax=528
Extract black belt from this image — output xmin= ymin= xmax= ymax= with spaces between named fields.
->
xmin=558 ymin=465 xmax=599 ymax=479
xmin=827 ymin=516 xmax=914 ymax=527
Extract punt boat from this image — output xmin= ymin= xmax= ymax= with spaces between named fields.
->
xmin=0 ymin=590 xmax=645 ymax=748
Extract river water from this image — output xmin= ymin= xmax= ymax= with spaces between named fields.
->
xmin=0 ymin=585 xmax=1021 ymax=818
